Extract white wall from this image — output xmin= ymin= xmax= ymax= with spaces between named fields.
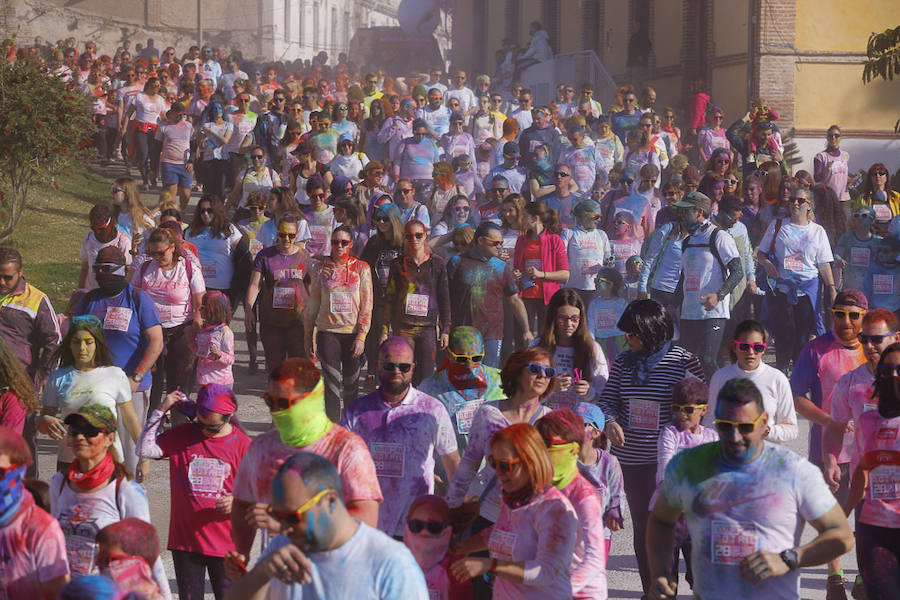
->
xmin=792 ymin=136 xmax=900 ymax=178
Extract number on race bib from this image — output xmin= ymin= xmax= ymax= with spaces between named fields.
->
xmin=629 ymin=399 xmax=660 ymax=430
xmin=103 ymin=307 xmax=132 ymax=332
xmin=488 ymin=529 xmax=517 ymax=561
xmin=711 ymin=521 xmax=758 ymax=565
xmin=370 ymin=442 xmax=405 ymax=478
xmin=850 ymin=247 xmax=870 ymax=267
xmin=873 ymin=274 xmax=894 ymax=296
xmin=330 ymin=291 xmax=353 ymax=314
xmin=272 ymin=286 xmax=295 ymax=309
xmin=405 ymin=293 xmax=430 ymax=317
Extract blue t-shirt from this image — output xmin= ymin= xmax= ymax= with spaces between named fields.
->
xmin=75 ymin=285 xmax=161 ymax=391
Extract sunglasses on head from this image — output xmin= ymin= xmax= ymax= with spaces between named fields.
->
xmin=673 ymin=404 xmax=704 ymax=415
xmin=832 ymin=309 xmax=865 ymax=321
xmin=733 ymin=341 xmax=767 ymax=353
xmin=715 ymin=412 xmax=765 ymax=435
xmin=407 ymin=518 xmax=449 ymax=535
xmin=877 ymin=364 xmax=900 ymax=377
xmin=277 ymin=232 xmax=297 ymax=240
xmin=525 ymin=363 xmax=556 ymax=378
xmin=405 ymin=232 xmax=425 ymax=240
xmin=448 ymin=348 xmax=484 ymax=364
xmin=858 ymin=331 xmax=897 ymax=345
xmin=67 ymin=423 xmax=106 ymax=438
xmin=263 ymin=393 xmax=304 ymax=412
xmin=331 ymin=239 xmax=351 ymax=247
xmin=266 ymin=489 xmax=333 ymax=525
xmin=488 ymin=455 xmax=521 ymax=474
xmin=380 ymin=361 xmax=413 ymax=373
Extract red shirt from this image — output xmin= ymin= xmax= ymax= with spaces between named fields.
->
xmin=520 ymin=238 xmax=543 ymax=299
xmin=0 ymin=391 xmax=26 ymax=434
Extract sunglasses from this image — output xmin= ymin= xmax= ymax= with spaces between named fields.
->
xmin=724 ymin=179 xmax=738 ymax=185
xmin=93 ymin=263 xmax=124 ymax=274
xmin=790 ymin=197 xmax=809 ymax=205
xmin=484 ymin=239 xmax=503 ymax=247
xmin=198 ymin=207 xmax=214 ymax=214
xmin=0 ymin=273 xmax=17 ymax=282
xmin=490 ymin=188 xmax=509 ymax=193
xmin=249 ymin=205 xmax=265 ymax=211
xmin=380 ymin=361 xmax=413 ymax=373
xmin=267 ymin=489 xmax=333 ymax=525
xmin=733 ymin=341 xmax=767 ymax=353
xmin=277 ymin=232 xmax=297 ymax=240
xmin=263 ymin=393 xmax=305 ymax=412
xmin=487 ymin=455 xmax=521 ymax=474
xmin=405 ymin=232 xmax=425 ymax=240
xmin=448 ymin=349 xmax=484 ymax=364
xmin=331 ymin=239 xmax=351 ymax=247
xmin=673 ymin=404 xmax=704 ymax=415
xmin=407 ymin=519 xmax=449 ymax=535
xmin=67 ymin=423 xmax=106 ymax=438
xmin=251 ymin=155 xmax=265 ymax=160
xmin=556 ymin=172 xmax=571 ymax=178
xmin=877 ymin=364 xmax=900 ymax=377
xmin=374 ymin=216 xmax=390 ymax=223
xmin=832 ymin=309 xmax=865 ymax=321
xmin=827 ymin=133 xmax=841 ymax=138
xmin=715 ymin=412 xmax=765 ymax=435
xmin=309 ymin=193 xmax=326 ymax=200
xmin=852 ymin=212 xmax=874 ymax=219
xmin=192 ymin=416 xmax=230 ymax=432
xmin=873 ymin=170 xmax=888 ymax=176
xmin=858 ymin=331 xmax=897 ymax=345
xmin=526 ymin=363 xmax=556 ymax=378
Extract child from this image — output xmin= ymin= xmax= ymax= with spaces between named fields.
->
xmin=866 ymin=235 xmax=900 ymax=314
xmin=95 ymin=518 xmax=165 ymax=600
xmin=609 ymin=212 xmax=643 ymax=276
xmin=192 ymin=291 xmax=235 ymax=388
xmin=403 ymin=495 xmax=474 ymax=600
xmin=636 ymin=163 xmax=663 ymax=229
xmin=650 ymin=377 xmax=718 ymax=591
xmin=586 ymin=267 xmax=629 ymax=362
xmin=575 ymin=402 xmax=624 ymax=561
xmin=624 ymin=255 xmax=643 ymax=301
xmin=453 ymin=154 xmax=479 ymax=199
xmin=835 ymin=205 xmax=880 ymax=292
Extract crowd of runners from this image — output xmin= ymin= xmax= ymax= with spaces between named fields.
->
xmin=1 ymin=29 xmax=900 ymax=600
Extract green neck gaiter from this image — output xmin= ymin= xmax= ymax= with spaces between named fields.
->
xmin=271 ymin=379 xmax=334 ymax=448
xmin=548 ymin=442 xmax=579 ymax=490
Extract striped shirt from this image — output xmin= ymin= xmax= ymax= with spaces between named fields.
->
xmin=598 ymin=345 xmax=704 ymax=465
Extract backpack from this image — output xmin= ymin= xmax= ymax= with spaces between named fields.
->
xmin=682 ymin=225 xmax=727 ymax=275
xmin=58 ymin=471 xmax=125 ymax=517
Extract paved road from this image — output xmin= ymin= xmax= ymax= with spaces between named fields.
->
xmin=37 ymin=172 xmax=857 ymax=598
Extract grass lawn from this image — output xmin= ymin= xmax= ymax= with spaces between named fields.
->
xmin=4 ymin=164 xmax=110 ymax=311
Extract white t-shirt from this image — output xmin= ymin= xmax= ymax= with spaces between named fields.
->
xmin=200 ymin=121 xmax=234 ymax=161
xmin=156 ymin=120 xmax=193 ymax=164
xmin=41 ymin=366 xmax=131 ymax=463
xmin=759 ymin=219 xmax=834 ymax=283
xmin=680 ymin=223 xmax=740 ymax=320
xmin=185 ymin=224 xmax=244 ymax=290
xmin=132 ymin=93 xmax=166 ymax=124
xmin=79 ymin=231 xmax=133 ymax=290
xmin=706 ymin=362 xmax=799 ymax=443
xmin=661 ymin=442 xmax=836 ymax=600
xmin=536 ymin=341 xmax=609 ymax=409
xmin=562 ymin=227 xmax=612 ymax=290
xmin=132 ymin=256 xmax=206 ymax=328
xmin=260 ymin=523 xmax=429 ymax=599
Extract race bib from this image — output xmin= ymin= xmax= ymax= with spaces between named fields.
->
xmin=850 ymin=247 xmax=870 ymax=267
xmin=870 ymin=465 xmax=900 ymax=500
xmin=65 ymin=534 xmax=97 ymax=575
xmin=579 ymin=236 xmax=599 ymax=251
xmin=103 ymin=306 xmax=132 ymax=332
xmin=629 ymin=399 xmax=660 ymax=430
xmin=596 ymin=309 xmax=618 ymax=330
xmin=201 ymin=262 xmax=217 ymax=280
xmin=711 ymin=521 xmax=758 ymax=565
xmin=488 ymin=529 xmax=517 ymax=561
xmin=310 ymin=225 xmax=329 ymax=249
xmin=455 ymin=399 xmax=484 ymax=435
xmin=873 ymin=203 xmax=893 ymax=222
xmin=873 ymin=274 xmax=894 ymax=295
xmin=370 ymin=442 xmax=405 ymax=478
xmin=330 ymin=291 xmax=353 ymax=314
xmin=188 ymin=456 xmax=229 ymax=496
xmin=273 ymin=286 xmax=295 ymax=309
xmin=783 ymin=254 xmax=805 ymax=272
xmin=405 ymin=293 xmax=430 ymax=317
xmin=156 ymin=303 xmax=174 ymax=323
xmin=685 ymin=271 xmax=702 ymax=293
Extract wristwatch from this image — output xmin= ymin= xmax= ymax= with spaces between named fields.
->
xmin=779 ymin=549 xmax=799 ymax=571
xmin=130 ymin=371 xmax=143 ymax=383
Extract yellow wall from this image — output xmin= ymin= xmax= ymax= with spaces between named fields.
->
xmin=712 ymin=0 xmax=749 ymax=57
xmin=794 ymin=63 xmax=899 ymax=130
xmin=796 ymin=0 xmax=897 ymax=52
xmin=653 ymin=0 xmax=682 ymax=68
xmin=486 ymin=1 xmax=506 ymax=64
xmin=558 ymin=0 xmax=582 ymax=54
xmin=604 ymin=0 xmax=630 ymax=75
xmin=711 ymin=63 xmax=748 ymax=121
xmin=644 ymin=75 xmax=682 ymax=108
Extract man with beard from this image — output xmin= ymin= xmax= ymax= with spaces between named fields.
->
xmin=646 ymin=378 xmax=853 ymax=600
xmin=518 ymin=106 xmax=560 ymax=173
xmin=341 ymin=337 xmax=459 ymax=538
xmin=225 ymin=452 xmax=428 ymax=599
xmin=74 ymin=246 xmax=163 ymax=474
xmin=790 ymin=289 xmax=868 ymax=599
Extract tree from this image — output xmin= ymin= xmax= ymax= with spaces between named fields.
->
xmin=862 ymin=25 xmax=900 ymax=132
xmin=0 ymin=56 xmax=95 ymax=243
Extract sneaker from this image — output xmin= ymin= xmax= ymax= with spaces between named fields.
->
xmin=851 ymin=576 xmax=866 ymax=600
xmin=826 ymin=574 xmax=848 ymax=600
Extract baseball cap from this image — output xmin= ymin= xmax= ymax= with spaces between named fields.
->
xmin=834 ymin=290 xmax=868 ymax=311
xmin=574 ymin=402 xmax=605 ymax=430
xmin=502 ymin=141 xmax=520 ymax=157
xmin=168 ymin=102 xmax=187 ymax=115
xmin=95 ymin=246 xmax=126 ymax=266
xmin=338 ymin=132 xmax=354 ymax=144
xmin=674 ymin=191 xmax=712 ymax=214
xmin=64 ymin=404 xmax=117 ymax=432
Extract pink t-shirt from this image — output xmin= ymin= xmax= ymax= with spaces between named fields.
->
xmin=132 ymin=256 xmax=206 ymax=328
xmin=830 ymin=364 xmax=878 ymax=473
xmin=156 ymin=120 xmax=193 ymax=164
xmin=79 ymin=231 xmax=133 ymax=290
xmin=194 ymin=324 xmax=235 ymax=385
xmin=857 ymin=410 xmax=900 ymax=528
xmin=233 ymin=426 xmax=383 ymax=506
xmin=560 ymin=474 xmax=608 ymax=599
xmin=157 ymin=423 xmax=251 ymax=556
xmin=132 ymin=93 xmax=166 ymax=124
xmin=0 ymin=391 xmax=26 ymax=434
xmin=0 ymin=494 xmax=70 ymax=598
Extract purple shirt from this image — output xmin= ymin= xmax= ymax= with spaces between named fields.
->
xmin=340 ymin=386 xmax=457 ymax=536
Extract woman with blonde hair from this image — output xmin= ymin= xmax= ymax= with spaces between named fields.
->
xmin=111 ymin=177 xmax=155 ymax=254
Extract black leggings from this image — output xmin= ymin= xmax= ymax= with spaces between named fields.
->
xmin=171 ymin=549 xmax=230 ymax=600
xmin=149 ymin=322 xmax=195 ymax=414
xmin=396 ymin=325 xmax=438 ymax=386
xmin=317 ymin=331 xmax=362 ymax=422
xmin=133 ymin=126 xmax=161 ymax=184
xmin=856 ymin=521 xmax=900 ymax=600
xmin=770 ymin=290 xmax=816 ymax=369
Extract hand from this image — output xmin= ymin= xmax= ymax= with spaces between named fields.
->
xmin=739 ymin=550 xmax=790 ymax=585
xmin=161 ymin=391 xmax=184 ymax=413
xmin=224 ymin=552 xmax=248 ymax=581
xmin=379 ymin=332 xmax=388 ymax=346
xmin=499 ymin=249 xmax=510 ymax=262
xmin=773 ymin=150 xmax=784 ymax=162
xmin=604 ymin=514 xmax=623 ymax=531
xmin=260 ymin=543 xmax=314 ymax=586
xmin=244 ymin=310 xmax=255 ymax=330
xmin=647 ymin=576 xmax=678 ymax=599
xmin=186 ymin=162 xmax=194 ymax=174
xmin=525 ymin=266 xmax=540 ymax=279
xmin=245 ymin=502 xmax=280 ymax=533
xmin=605 ymin=421 xmax=625 ymax=447
xmin=823 ymin=454 xmax=843 ymax=493
xmin=522 ymin=330 xmax=534 ymax=345
xmin=555 ymin=374 xmax=572 ymax=393
xmin=208 ymin=350 xmax=222 ymax=361
xmin=129 ymin=377 xmax=140 ymax=394
xmin=40 ymin=415 xmax=67 ymax=440
xmin=573 ymin=380 xmax=591 ymax=397
xmin=450 ymin=557 xmax=492 ymax=583
xmin=513 ymin=268 xmax=522 ymax=281
xmin=215 ymin=494 xmax=234 ymax=515
xmin=701 ymin=293 xmax=719 ymax=310
xmin=351 ymin=339 xmax=365 ymax=358
xmin=827 ymin=285 xmax=838 ymax=305
xmin=439 ymin=333 xmax=449 ymax=349
xmin=747 ymin=281 xmax=758 ymax=295
xmin=135 ymin=460 xmax=144 ymax=483
xmin=763 ymin=262 xmax=779 ymax=280
xmin=636 ymin=291 xmax=650 ymax=300
xmin=305 ymin=335 xmax=315 ymax=359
